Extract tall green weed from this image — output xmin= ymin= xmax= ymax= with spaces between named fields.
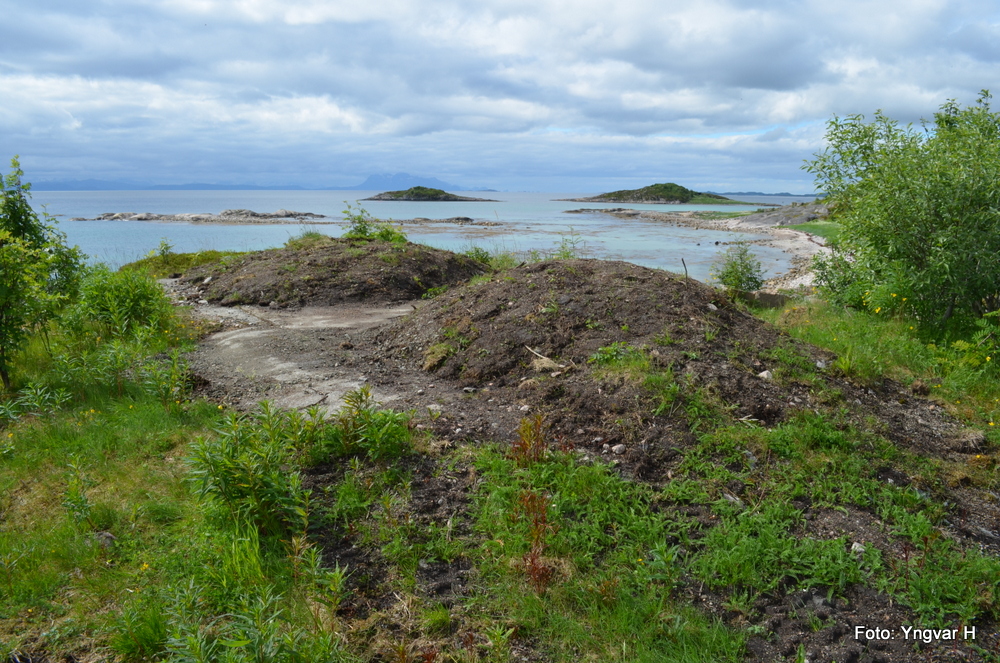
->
xmin=63 ymin=265 xmax=174 ymax=340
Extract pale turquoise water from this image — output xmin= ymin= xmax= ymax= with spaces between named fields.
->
xmin=31 ymin=190 xmax=816 ymax=282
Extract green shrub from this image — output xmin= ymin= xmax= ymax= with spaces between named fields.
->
xmin=341 ymin=203 xmax=407 ymax=244
xmin=65 ymin=265 xmax=173 ymax=339
xmin=0 ymin=157 xmax=84 ymax=390
xmin=463 ymin=246 xmax=492 ymax=265
xmin=806 ymin=91 xmax=1000 ymax=328
xmin=187 ymin=402 xmax=312 ymax=537
xmin=710 ymin=241 xmax=764 ymax=291
xmin=314 ymin=386 xmax=412 ymax=462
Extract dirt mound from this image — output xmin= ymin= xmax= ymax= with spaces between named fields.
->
xmin=380 ymin=258 xmax=776 ymax=381
xmin=182 ymin=236 xmax=486 ymax=307
xmin=374 ymin=259 xmax=965 ymax=458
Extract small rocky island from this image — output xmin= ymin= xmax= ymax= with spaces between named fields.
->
xmin=78 ymin=209 xmax=330 ymax=224
xmin=560 ymin=182 xmax=765 ymax=205
xmin=363 ymin=186 xmax=498 ymax=202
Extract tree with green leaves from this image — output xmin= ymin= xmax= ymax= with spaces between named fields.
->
xmin=0 ymin=156 xmax=83 ymax=389
xmin=805 ymin=91 xmax=1000 ymax=328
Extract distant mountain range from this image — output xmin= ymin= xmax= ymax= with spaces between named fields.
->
xmin=31 ymin=172 xmax=494 ymax=192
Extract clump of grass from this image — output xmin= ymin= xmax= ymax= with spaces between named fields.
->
xmin=121 ymin=248 xmax=246 ymax=278
xmin=463 ymin=243 xmax=520 ymax=273
xmin=283 ymin=228 xmax=329 ymax=250
xmin=588 ymin=341 xmax=646 ymax=367
xmin=761 ymin=300 xmax=1000 ymax=432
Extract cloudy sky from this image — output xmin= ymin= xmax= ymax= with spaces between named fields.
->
xmin=2 ymin=0 xmax=998 ymax=192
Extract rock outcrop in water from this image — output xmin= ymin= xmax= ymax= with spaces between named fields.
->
xmin=77 ymin=209 xmax=329 ymax=224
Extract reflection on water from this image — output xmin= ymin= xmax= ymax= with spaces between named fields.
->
xmin=33 ymin=190 xmax=813 ymax=282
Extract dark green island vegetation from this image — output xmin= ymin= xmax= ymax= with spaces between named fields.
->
xmin=561 ymin=182 xmax=766 ymax=205
xmin=363 ymin=186 xmax=498 ymax=202
xmin=1 ymin=93 xmax=1000 ymax=663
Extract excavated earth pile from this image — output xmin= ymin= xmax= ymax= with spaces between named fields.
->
xmin=374 ymin=259 xmax=973 ymax=460
xmin=182 ymin=236 xmax=486 ymax=307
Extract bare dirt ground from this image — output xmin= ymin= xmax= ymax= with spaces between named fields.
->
xmin=169 ymin=234 xmax=998 ymax=663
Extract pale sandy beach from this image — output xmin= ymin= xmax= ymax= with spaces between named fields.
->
xmin=604 ymin=208 xmax=831 ymax=291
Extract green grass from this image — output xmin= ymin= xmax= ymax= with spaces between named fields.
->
xmin=121 ymin=249 xmax=247 ymax=278
xmin=692 ymin=211 xmax=755 ymax=220
xmin=468 ymin=445 xmax=745 ymax=661
xmin=786 ymin=220 xmax=841 ymax=242
xmin=758 ymin=299 xmax=1000 ymax=431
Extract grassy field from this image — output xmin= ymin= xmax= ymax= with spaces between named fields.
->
xmin=785 ymin=220 xmax=841 ymax=243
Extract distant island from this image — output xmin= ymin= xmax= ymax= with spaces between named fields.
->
xmin=560 ymin=182 xmax=767 ymax=205
xmin=363 ymin=186 xmax=498 ymax=202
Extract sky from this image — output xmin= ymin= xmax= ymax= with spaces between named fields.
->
xmin=2 ymin=0 xmax=999 ymax=193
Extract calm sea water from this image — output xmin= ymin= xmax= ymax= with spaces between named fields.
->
xmin=31 ymin=190 xmax=817 ymax=282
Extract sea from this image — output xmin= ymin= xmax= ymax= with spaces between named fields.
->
xmin=30 ymin=191 xmax=817 ymax=283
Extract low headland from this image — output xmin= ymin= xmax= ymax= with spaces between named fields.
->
xmin=76 ymin=208 xmax=332 ymax=224
xmin=559 ymin=181 xmax=777 ymax=205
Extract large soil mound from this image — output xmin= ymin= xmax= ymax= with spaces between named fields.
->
xmin=182 ymin=236 xmax=486 ymax=307
xmin=376 ymin=259 xmax=969 ymax=459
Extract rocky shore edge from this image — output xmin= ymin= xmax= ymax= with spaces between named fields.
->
xmin=73 ymin=209 xmax=332 ymax=224
xmin=591 ymin=205 xmax=832 ymax=291
xmin=397 ymin=216 xmax=502 ymax=227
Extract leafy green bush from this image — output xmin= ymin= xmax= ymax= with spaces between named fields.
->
xmin=65 ymin=265 xmax=174 ymax=339
xmin=187 ymin=402 xmax=313 ymax=537
xmin=463 ymin=246 xmax=492 ymax=265
xmin=806 ymin=91 xmax=1000 ymax=328
xmin=341 ymin=203 xmax=407 ymax=243
xmin=314 ymin=386 xmax=412 ymax=461
xmin=710 ymin=241 xmax=764 ymax=292
xmin=0 ymin=157 xmax=84 ymax=390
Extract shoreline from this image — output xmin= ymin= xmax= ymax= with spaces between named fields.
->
xmin=603 ymin=209 xmax=830 ymax=291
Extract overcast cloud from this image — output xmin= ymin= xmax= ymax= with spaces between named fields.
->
xmin=2 ymin=0 xmax=999 ymax=192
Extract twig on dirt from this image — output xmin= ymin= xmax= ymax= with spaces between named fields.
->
xmin=525 ymin=345 xmax=550 ymax=360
